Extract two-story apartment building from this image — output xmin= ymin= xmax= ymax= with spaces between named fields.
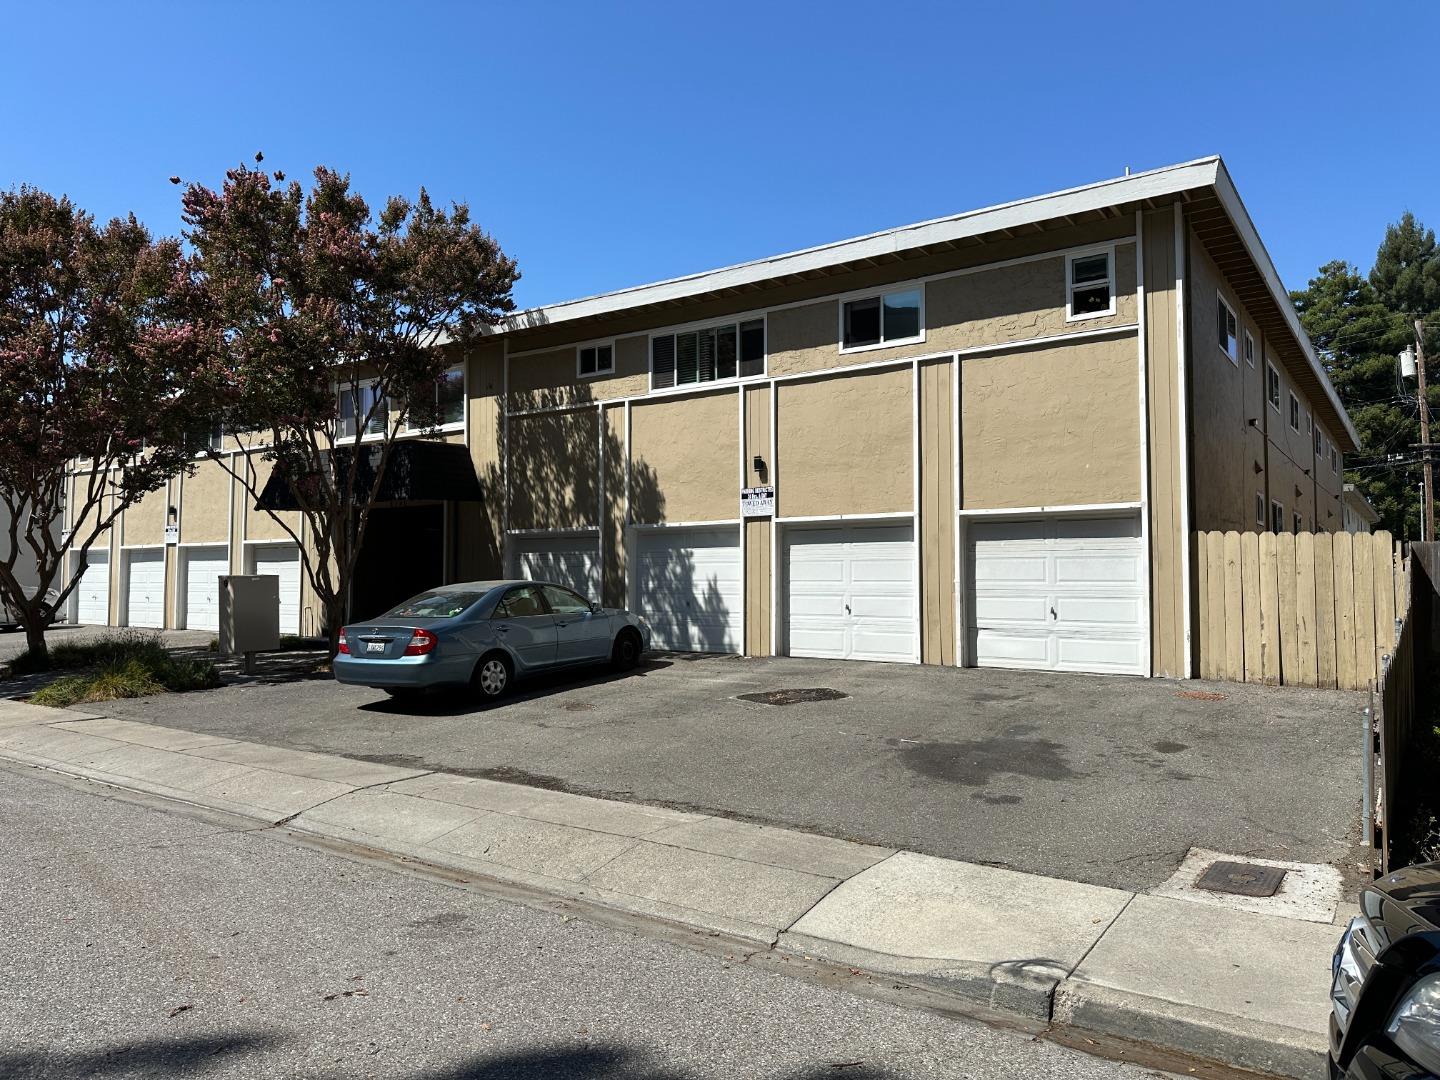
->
xmin=64 ymin=156 xmax=1359 ymax=680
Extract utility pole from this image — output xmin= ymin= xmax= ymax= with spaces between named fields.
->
xmin=1417 ymin=318 xmax=1434 ymax=542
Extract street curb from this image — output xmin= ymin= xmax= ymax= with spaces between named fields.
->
xmin=1052 ymin=979 xmax=1327 ymax=1080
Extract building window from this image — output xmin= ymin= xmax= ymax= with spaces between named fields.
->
xmin=1217 ymin=295 xmax=1238 ymax=364
xmin=1256 ymin=492 xmax=1265 ymax=528
xmin=1065 ymin=249 xmax=1114 ymax=321
xmin=1288 ymin=392 xmax=1301 ymax=432
xmin=1293 ymin=512 xmax=1303 ymax=535
xmin=1267 ymin=362 xmax=1281 ymax=410
xmin=338 ymin=382 xmax=387 ymax=439
xmin=1243 ymin=331 xmax=1256 ymax=368
xmin=578 ymin=342 xmax=614 ymax=379
xmin=652 ymin=318 xmax=765 ymax=390
xmin=404 ymin=366 xmax=465 ymax=432
xmin=1271 ymin=500 xmax=1285 ymax=534
xmin=186 ymin=421 xmax=224 ymax=454
xmin=1332 ymin=444 xmax=1339 ymax=472
xmin=840 ymin=287 xmax=924 ymax=350
xmin=1313 ymin=424 xmax=1323 ymax=456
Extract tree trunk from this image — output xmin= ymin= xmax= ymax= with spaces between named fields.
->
xmin=22 ymin=611 xmax=49 ymax=669
xmin=324 ymin=595 xmax=346 ymax=659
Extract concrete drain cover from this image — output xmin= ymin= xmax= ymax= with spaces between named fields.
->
xmin=738 ymin=688 xmax=848 ymax=706
xmin=1195 ymin=860 xmax=1286 ymax=897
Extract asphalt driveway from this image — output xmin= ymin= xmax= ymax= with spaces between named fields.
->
xmin=79 ymin=651 xmax=1369 ymax=893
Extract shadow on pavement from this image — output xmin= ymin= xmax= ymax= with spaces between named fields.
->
xmin=412 ymin=1045 xmax=897 ymax=1079
xmin=358 ymin=658 xmax=679 ymax=717
xmin=0 ymin=1032 xmax=281 ymax=1079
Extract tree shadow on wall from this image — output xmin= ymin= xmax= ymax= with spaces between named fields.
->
xmin=484 ymin=389 xmax=738 ymax=652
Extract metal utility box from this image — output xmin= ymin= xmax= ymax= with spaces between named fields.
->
xmin=218 ymin=574 xmax=280 ymax=657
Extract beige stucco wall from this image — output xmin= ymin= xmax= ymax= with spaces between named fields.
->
xmin=508 ymin=407 xmax=601 ymax=531
xmin=628 ymin=389 xmax=738 ymax=525
xmin=179 ymin=460 xmax=231 ymax=544
xmin=241 ymin=457 xmax=302 ymax=542
xmin=777 ymin=367 xmax=912 ymax=518
xmin=123 ymin=484 xmax=168 ymax=547
xmin=961 ymin=334 xmax=1139 ymax=509
xmin=506 ymin=334 xmax=649 ymax=406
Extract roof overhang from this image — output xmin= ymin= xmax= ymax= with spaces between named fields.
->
xmin=256 ymin=439 xmax=483 ymax=512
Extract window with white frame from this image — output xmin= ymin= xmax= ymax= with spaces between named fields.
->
xmin=1289 ymin=391 xmax=1301 ymax=432
xmin=577 ymin=342 xmax=614 ymax=379
xmin=338 ymin=381 xmax=388 ymax=439
xmin=1313 ymin=423 xmax=1323 ymax=457
xmin=1243 ymin=330 xmax=1256 ymax=368
xmin=1332 ymin=443 xmax=1339 ymax=472
xmin=652 ymin=318 xmax=765 ymax=389
xmin=1271 ymin=500 xmax=1285 ymax=534
xmin=1293 ymin=511 xmax=1303 ymax=534
xmin=403 ymin=366 xmax=465 ymax=432
xmin=1065 ymin=249 xmax=1114 ymax=321
xmin=186 ymin=420 xmax=224 ymax=454
xmin=1267 ymin=361 xmax=1281 ymax=410
xmin=840 ymin=287 xmax=923 ymax=350
xmin=1217 ymin=295 xmax=1238 ymax=364
xmin=1255 ymin=491 xmax=1265 ymax=528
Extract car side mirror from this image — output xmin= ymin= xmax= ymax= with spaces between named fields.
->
xmin=591 ymin=601 xmax=603 ymax=614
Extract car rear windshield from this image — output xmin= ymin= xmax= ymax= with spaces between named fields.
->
xmin=382 ymin=591 xmax=486 ymax=619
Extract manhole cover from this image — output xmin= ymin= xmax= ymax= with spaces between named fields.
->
xmin=1195 ymin=860 xmax=1286 ymax=897
xmin=738 ymin=688 xmax=849 ymax=707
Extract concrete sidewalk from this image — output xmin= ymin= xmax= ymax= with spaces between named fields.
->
xmin=0 ymin=697 xmax=1343 ymax=1079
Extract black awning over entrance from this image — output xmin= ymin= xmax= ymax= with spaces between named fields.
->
xmin=255 ymin=439 xmax=484 ymax=512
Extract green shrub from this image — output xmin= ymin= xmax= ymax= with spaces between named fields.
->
xmin=11 ymin=630 xmax=171 ymax=676
xmin=26 ymin=637 xmax=220 ymax=708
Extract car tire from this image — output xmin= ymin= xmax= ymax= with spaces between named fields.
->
xmin=610 ymin=629 xmax=641 ymax=672
xmin=471 ymin=652 xmax=512 ymax=701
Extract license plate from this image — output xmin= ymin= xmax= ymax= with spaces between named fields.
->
xmin=365 ymin=641 xmax=386 ymax=654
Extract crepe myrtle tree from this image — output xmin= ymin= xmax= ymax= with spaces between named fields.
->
xmin=0 ymin=187 xmax=206 ymax=665
xmin=180 ymin=159 xmax=519 ymax=653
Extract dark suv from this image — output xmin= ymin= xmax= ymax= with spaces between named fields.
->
xmin=1330 ymin=862 xmax=1440 ymax=1078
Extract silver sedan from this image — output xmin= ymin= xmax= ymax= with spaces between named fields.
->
xmin=332 ymin=580 xmax=651 ymax=701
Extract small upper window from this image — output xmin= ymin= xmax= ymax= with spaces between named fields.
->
xmin=1243 ymin=331 xmax=1256 ymax=368
xmin=1217 ymin=295 xmax=1238 ymax=364
xmin=403 ymin=366 xmax=465 ymax=432
xmin=1293 ymin=512 xmax=1303 ymax=535
xmin=1267 ymin=362 xmax=1282 ymax=410
xmin=338 ymin=382 xmax=388 ymax=439
xmin=1066 ymin=249 xmax=1114 ymax=321
xmin=1332 ymin=444 xmax=1339 ymax=472
xmin=1288 ymin=391 xmax=1301 ymax=432
xmin=1271 ymin=500 xmax=1285 ymax=534
xmin=1255 ymin=492 xmax=1265 ymax=528
xmin=1313 ymin=424 xmax=1323 ymax=456
xmin=652 ymin=318 xmax=765 ymax=389
xmin=578 ymin=343 xmax=614 ymax=379
xmin=841 ymin=287 xmax=923 ymax=350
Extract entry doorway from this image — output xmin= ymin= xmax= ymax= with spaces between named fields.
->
xmin=352 ymin=504 xmax=446 ymax=621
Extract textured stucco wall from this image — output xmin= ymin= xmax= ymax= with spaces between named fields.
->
xmin=179 ymin=460 xmax=230 ymax=544
xmin=961 ymin=335 xmax=1139 ymax=509
xmin=628 ymin=390 xmax=738 ymax=525
xmin=777 ymin=367 xmax=912 ymax=518
xmin=508 ymin=407 xmax=601 ymax=531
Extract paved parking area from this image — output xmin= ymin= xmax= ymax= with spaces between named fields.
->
xmin=83 ymin=652 xmax=1368 ymax=893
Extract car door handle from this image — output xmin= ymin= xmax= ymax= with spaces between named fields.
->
xmin=494 ymin=624 xmax=509 ymax=633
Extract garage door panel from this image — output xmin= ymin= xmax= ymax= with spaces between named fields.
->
xmin=970 ymin=514 xmax=1145 ymax=676
xmin=784 ymin=523 xmax=917 ymax=664
xmin=126 ymin=551 xmax=165 ymax=629
xmin=251 ymin=545 xmax=301 ymax=636
xmin=76 ymin=554 xmax=110 ymax=625
xmin=183 ymin=548 xmax=228 ymax=632
xmin=636 ymin=527 xmax=742 ymax=653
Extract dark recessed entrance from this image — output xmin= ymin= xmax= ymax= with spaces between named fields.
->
xmin=352 ymin=504 xmax=445 ymax=621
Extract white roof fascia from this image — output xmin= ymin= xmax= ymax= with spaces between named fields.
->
xmin=1209 ymin=161 xmax=1360 ymax=448
xmin=503 ymin=157 xmax=1222 ymax=331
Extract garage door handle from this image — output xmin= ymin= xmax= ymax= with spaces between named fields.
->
xmin=1050 ymin=606 xmax=1057 ymax=619
xmin=845 ymin=603 xmax=851 ymax=615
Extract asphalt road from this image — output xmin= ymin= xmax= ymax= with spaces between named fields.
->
xmin=0 ymin=765 xmax=1183 ymax=1080
xmin=89 ymin=650 xmax=1367 ymax=892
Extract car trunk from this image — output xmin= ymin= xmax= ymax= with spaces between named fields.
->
xmin=347 ymin=618 xmax=451 ymax=660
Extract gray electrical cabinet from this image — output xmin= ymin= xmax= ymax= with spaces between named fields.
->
xmin=218 ymin=574 xmax=281 ymax=660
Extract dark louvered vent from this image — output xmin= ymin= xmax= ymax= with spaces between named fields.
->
xmin=652 ymin=334 xmax=676 ymax=389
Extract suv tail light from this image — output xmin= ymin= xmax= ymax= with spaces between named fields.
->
xmin=404 ymin=628 xmax=437 ymax=656
xmin=337 ymin=629 xmax=350 ymax=655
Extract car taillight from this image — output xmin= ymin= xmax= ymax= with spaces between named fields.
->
xmin=337 ymin=630 xmax=350 ymax=654
xmin=404 ymin=628 xmax=437 ymax=656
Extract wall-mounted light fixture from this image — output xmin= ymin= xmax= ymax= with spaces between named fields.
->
xmin=167 ymin=506 xmax=178 ymax=525
xmin=752 ymin=455 xmax=767 ymax=482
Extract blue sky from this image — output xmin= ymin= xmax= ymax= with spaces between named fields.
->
xmin=3 ymin=1 xmax=1435 ymax=310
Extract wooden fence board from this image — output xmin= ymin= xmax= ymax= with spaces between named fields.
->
xmin=1354 ymin=535 xmax=1377 ymax=686
xmin=1294 ymin=532 xmax=1318 ymax=686
xmin=1206 ymin=531 xmax=1226 ymax=681
xmin=1277 ymin=532 xmax=1298 ymax=683
xmin=1240 ymin=531 xmax=1262 ymax=682
xmin=1334 ymin=531 xmax=1357 ymax=690
xmin=1259 ymin=531 xmax=1281 ymax=684
xmin=1223 ymin=532 xmax=1244 ymax=681
xmin=1375 ymin=530 xmax=1396 ymax=662
xmin=1314 ymin=532 xmax=1337 ymax=689
xmin=1196 ymin=533 xmax=1212 ymax=679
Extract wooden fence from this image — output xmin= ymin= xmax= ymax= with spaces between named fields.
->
xmin=1195 ymin=530 xmax=1407 ymax=690
xmin=1376 ymin=608 xmax=1417 ymax=873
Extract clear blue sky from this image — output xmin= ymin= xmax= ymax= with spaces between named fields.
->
xmin=3 ymin=1 xmax=1435 ymax=310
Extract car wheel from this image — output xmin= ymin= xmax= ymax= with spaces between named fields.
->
xmin=471 ymin=653 xmax=512 ymax=700
xmin=610 ymin=629 xmax=641 ymax=672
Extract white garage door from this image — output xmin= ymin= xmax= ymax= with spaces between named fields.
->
xmin=250 ymin=544 xmax=301 ymax=635
xmin=784 ymin=523 xmax=917 ymax=663
xmin=969 ymin=515 xmax=1146 ymax=676
xmin=634 ymin=527 xmax=742 ymax=653
xmin=75 ymin=551 xmax=110 ymax=625
xmin=125 ymin=550 xmax=166 ymax=629
xmin=509 ymin=533 xmax=599 ymax=602
xmin=182 ymin=547 xmax=229 ymax=631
